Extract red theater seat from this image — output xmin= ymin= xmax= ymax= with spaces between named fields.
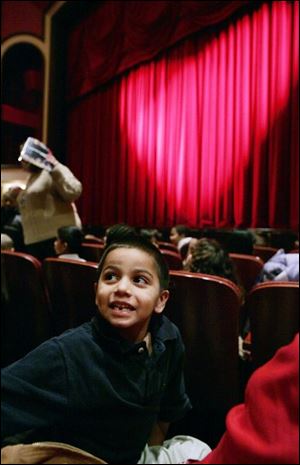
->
xmin=246 ymin=281 xmax=299 ymax=369
xmin=165 ymin=270 xmax=243 ymax=413
xmin=161 ymin=249 xmax=183 ymax=270
xmin=253 ymin=245 xmax=278 ymax=262
xmin=81 ymin=243 xmax=104 ymax=262
xmin=158 ymin=241 xmax=179 ymax=253
xmin=1 ymin=250 xmax=54 ymax=367
xmin=229 ymin=253 xmax=264 ymax=293
xmin=43 ymin=258 xmax=98 ymax=335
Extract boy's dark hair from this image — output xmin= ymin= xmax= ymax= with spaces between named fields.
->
xmin=57 ymin=226 xmax=84 ymax=254
xmin=105 ymin=223 xmax=138 ymax=247
xmin=97 ymin=236 xmax=170 ymax=290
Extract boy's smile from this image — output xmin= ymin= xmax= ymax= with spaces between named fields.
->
xmin=95 ymin=247 xmax=169 ymax=343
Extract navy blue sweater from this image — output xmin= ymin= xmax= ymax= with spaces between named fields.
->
xmin=1 ymin=313 xmax=191 ymax=463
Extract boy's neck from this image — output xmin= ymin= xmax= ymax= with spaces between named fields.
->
xmin=143 ymin=332 xmax=152 ymax=355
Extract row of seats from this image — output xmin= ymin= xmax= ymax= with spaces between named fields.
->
xmin=1 ymin=251 xmax=98 ymax=367
xmin=82 ymin=240 xmax=297 ymax=264
xmin=80 ymin=242 xmax=265 ymax=292
xmin=2 ymin=249 xmax=298 ymax=370
xmin=1 ymin=249 xmax=298 ymax=446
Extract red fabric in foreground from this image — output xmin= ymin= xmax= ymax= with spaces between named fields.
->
xmin=66 ymin=1 xmax=299 ymax=229
xmin=187 ymin=333 xmax=299 ymax=464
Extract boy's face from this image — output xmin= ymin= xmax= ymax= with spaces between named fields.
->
xmin=95 ymin=247 xmax=169 ymax=343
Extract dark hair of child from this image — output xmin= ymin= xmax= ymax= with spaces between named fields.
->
xmin=97 ymin=236 xmax=170 ymax=290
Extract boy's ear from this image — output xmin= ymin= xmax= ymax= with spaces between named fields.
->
xmin=154 ymin=290 xmax=169 ymax=314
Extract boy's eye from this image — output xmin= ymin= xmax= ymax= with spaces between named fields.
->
xmin=103 ymin=272 xmax=117 ymax=281
xmin=133 ymin=276 xmax=148 ymax=285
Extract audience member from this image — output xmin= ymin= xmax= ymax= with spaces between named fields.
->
xmin=169 ymin=225 xmax=192 ymax=259
xmin=259 ymin=248 xmax=299 ymax=282
xmin=184 ymin=237 xmax=247 ymax=358
xmin=1 ymin=186 xmax=24 ymax=251
xmin=54 ymin=225 xmax=86 ymax=261
xmin=103 ymin=223 xmax=138 ymax=247
xmin=185 ymin=333 xmax=299 ymax=464
xmin=2 ymin=237 xmax=212 ymax=464
xmin=140 ymin=228 xmax=162 ymax=247
xmin=1 ymin=234 xmax=14 ymax=251
xmin=184 ymin=238 xmax=240 ymax=286
xmin=17 ymin=141 xmax=82 ymax=261
xmin=182 ymin=238 xmax=199 ymax=270
xmin=226 ymin=229 xmax=254 ymax=254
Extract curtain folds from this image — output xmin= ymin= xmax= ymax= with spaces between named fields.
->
xmin=67 ymin=1 xmax=299 ymax=229
xmin=67 ymin=0 xmax=252 ymax=101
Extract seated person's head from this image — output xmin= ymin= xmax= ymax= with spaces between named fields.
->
xmin=1 ymin=233 xmax=14 ymax=251
xmin=169 ymin=224 xmax=190 ymax=245
xmin=104 ymin=223 xmax=138 ymax=247
xmin=183 ymin=238 xmax=199 ymax=269
xmin=2 ymin=186 xmax=23 ymax=209
xmin=140 ymin=228 xmax=162 ymax=247
xmin=95 ymin=237 xmax=170 ymax=343
xmin=188 ymin=237 xmax=239 ymax=284
xmin=54 ymin=226 xmax=84 ymax=256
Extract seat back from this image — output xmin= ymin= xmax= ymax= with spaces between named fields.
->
xmin=253 ymin=245 xmax=278 ymax=262
xmin=43 ymin=258 xmax=98 ymax=335
xmin=161 ymin=250 xmax=183 ymax=270
xmin=229 ymin=253 xmax=264 ymax=292
xmin=165 ymin=270 xmax=242 ymax=412
xmin=80 ymin=243 xmax=105 ymax=262
xmin=158 ymin=241 xmax=179 ymax=253
xmin=247 ymin=281 xmax=299 ymax=369
xmin=1 ymin=251 xmax=54 ymax=366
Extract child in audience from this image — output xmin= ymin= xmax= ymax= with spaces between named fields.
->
xmin=140 ymin=228 xmax=162 ymax=248
xmin=169 ymin=225 xmax=192 ymax=259
xmin=54 ymin=225 xmax=86 ymax=261
xmin=184 ymin=238 xmax=239 ymax=285
xmin=1 ymin=237 xmax=211 ymax=464
xmin=1 ymin=234 xmax=14 ymax=251
xmin=1 ymin=186 xmax=24 ymax=251
xmin=259 ymin=248 xmax=299 ymax=282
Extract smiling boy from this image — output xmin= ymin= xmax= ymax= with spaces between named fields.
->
xmin=2 ymin=237 xmax=200 ymax=463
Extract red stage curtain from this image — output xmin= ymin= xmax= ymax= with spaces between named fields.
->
xmin=66 ymin=1 xmax=299 ymax=229
xmin=67 ymin=1 xmax=250 ymax=101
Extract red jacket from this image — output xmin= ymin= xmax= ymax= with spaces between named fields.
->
xmin=187 ymin=333 xmax=299 ymax=464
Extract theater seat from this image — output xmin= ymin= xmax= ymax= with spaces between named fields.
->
xmin=165 ymin=270 xmax=243 ymax=445
xmin=253 ymin=245 xmax=278 ymax=262
xmin=81 ymin=243 xmax=104 ymax=263
xmin=158 ymin=241 xmax=179 ymax=253
xmin=165 ymin=270 xmax=242 ymax=411
xmin=1 ymin=251 xmax=54 ymax=367
xmin=229 ymin=253 xmax=264 ymax=292
xmin=43 ymin=258 xmax=98 ymax=335
xmin=246 ymin=281 xmax=299 ymax=369
xmin=161 ymin=250 xmax=183 ymax=270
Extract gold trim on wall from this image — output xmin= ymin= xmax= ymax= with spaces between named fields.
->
xmin=1 ymin=1 xmax=66 ymax=146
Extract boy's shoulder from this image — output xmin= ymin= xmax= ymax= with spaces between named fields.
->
xmin=156 ymin=315 xmax=182 ymax=342
xmin=54 ymin=320 xmax=95 ymax=346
